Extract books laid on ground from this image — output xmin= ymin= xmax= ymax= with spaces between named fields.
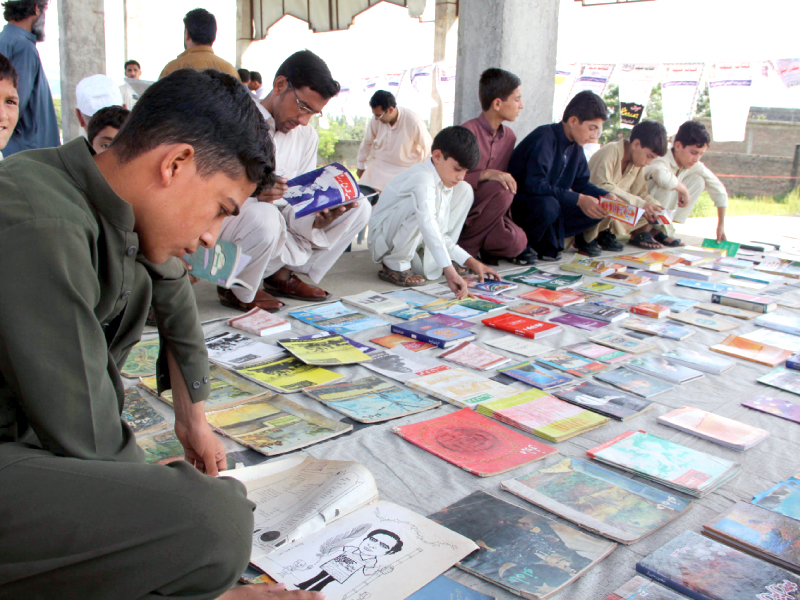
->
xmin=702 ymin=501 xmax=800 ymax=574
xmin=407 ymin=576 xmax=495 ymax=600
xmin=731 ymin=268 xmax=786 ymax=285
xmin=530 ymin=273 xmax=584 ymax=291
xmin=621 ymin=317 xmax=695 ymax=340
xmin=636 ymin=530 xmax=800 ymax=600
xmin=667 ymin=310 xmax=739 ymax=332
xmin=482 ymin=313 xmax=562 ymax=339
xmin=631 ymin=302 xmax=669 ymax=319
xmin=789 ymin=352 xmax=800 ymax=370
xmin=720 ymin=276 xmax=769 ymax=290
xmin=564 ymin=342 xmax=630 ymax=363
xmin=341 ymin=290 xmax=408 ymax=314
xmin=467 ymin=279 xmax=517 ymax=294
xmin=394 ymin=408 xmax=557 ymax=476
xmin=121 ymin=338 xmax=159 ymax=377
xmin=755 ymin=313 xmax=800 ymax=336
xmin=303 ymin=375 xmax=440 ymax=423
xmin=667 ymin=252 xmax=710 ymax=266
xmin=419 ymin=298 xmax=483 ymax=319
xmin=711 ymin=290 xmax=777 ymax=313
xmin=754 ymin=477 xmax=800 ymax=521
xmin=648 ymin=294 xmax=697 ymax=313
xmin=278 ymin=333 xmax=371 ymax=365
xmin=560 ymin=303 xmax=628 ymax=322
xmin=419 ymin=312 xmax=477 ymax=329
xmin=385 ymin=288 xmax=439 ymax=306
xmin=237 ymin=356 xmax=343 ymax=393
xmin=602 ymin=576 xmax=688 ymax=600
xmin=579 ymin=281 xmax=642 ymax=298
xmin=662 ymin=348 xmax=736 ymax=374
xmin=756 ymin=257 xmax=800 ymax=279
xmin=478 ymin=389 xmax=608 ymax=442
xmin=137 ymin=430 xmax=185 ymax=465
xmin=658 ymin=406 xmax=770 ymax=450
xmin=594 ymin=367 xmax=674 ymax=398
xmin=456 ymin=297 xmax=503 ymax=313
xmin=759 ymin=368 xmax=800 ymax=395
xmin=668 ymin=265 xmax=721 ymax=281
xmin=694 ymin=301 xmax=761 ymax=319
xmin=407 ymin=368 xmax=517 ymax=407
xmin=206 ymin=394 xmax=352 ymax=455
xmin=122 ymin=387 xmax=169 ymax=436
xmin=517 ymin=287 xmax=585 ymax=306
xmin=553 ymin=381 xmax=654 ymax=421
xmin=710 ymin=334 xmax=792 ymax=366
xmin=720 ymin=256 xmax=755 ymax=268
xmin=508 ymin=302 xmax=552 ymax=317
xmin=370 ymin=333 xmax=435 ymax=351
xmin=502 ymin=456 xmax=692 ymax=544
xmin=675 ymin=279 xmax=733 ymax=292
xmin=230 ymin=457 xmax=477 ymax=599
xmin=634 ymin=269 xmax=669 ymax=282
xmin=506 ymin=266 xmax=559 ymax=286
xmin=741 ymin=328 xmax=800 ymax=352
xmin=228 ymin=308 xmax=291 ymax=336
xmin=587 ymin=430 xmax=740 ymax=497
xmin=589 ymin=331 xmax=657 ymax=354
xmin=205 ymin=332 xmax=285 ymax=369
xmin=472 ymin=291 xmax=518 ymax=304
xmin=612 ymin=252 xmax=666 ymax=271
xmin=701 ymin=238 xmax=740 ymax=257
xmin=742 ymin=394 xmax=800 ymax=423
xmin=429 ymin=491 xmax=616 ymax=600
xmin=362 ymin=347 xmax=449 ymax=383
xmin=561 ymin=255 xmax=624 ymax=277
xmin=388 ymin=307 xmax=430 ymax=320
xmin=601 ymin=272 xmax=651 ymax=287
xmin=184 ymin=240 xmax=252 ymax=290
xmin=290 ymin=301 xmax=389 ymax=334
xmin=550 ymin=313 xmax=608 ymax=331
xmin=497 ymin=361 xmax=574 ymax=390
xmin=484 ymin=335 xmax=551 ymax=358
xmin=536 ymin=351 xmax=608 ymax=377
xmin=438 ymin=341 xmax=511 ymax=370
xmin=627 ymin=356 xmax=704 ymax=384
xmin=284 ymin=162 xmax=361 ymax=217
xmin=390 ymin=318 xmax=475 ymax=349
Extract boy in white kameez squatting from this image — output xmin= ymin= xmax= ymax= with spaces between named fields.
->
xmin=368 ymin=125 xmax=500 ymax=299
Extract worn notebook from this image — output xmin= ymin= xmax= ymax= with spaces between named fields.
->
xmin=587 ymin=430 xmax=740 ymax=497
xmin=742 ymin=394 xmax=800 ymax=424
xmin=497 ymin=361 xmax=574 ymax=390
xmin=184 ymin=240 xmax=252 ymax=290
xmin=303 ymin=375 xmax=439 ymax=423
xmin=121 ymin=337 xmax=159 ymax=378
xmin=122 ymin=387 xmax=168 ymax=436
xmin=753 ymin=477 xmax=800 ymax=521
xmin=482 ymin=313 xmax=562 ymax=339
xmin=429 ymin=491 xmax=616 ymax=600
xmin=535 ymin=351 xmax=608 ymax=377
xmin=501 ymin=457 xmax=692 ymax=544
xmin=438 ymin=341 xmax=511 ymax=371
xmin=602 ymin=576 xmax=689 ymax=600
xmin=621 ymin=317 xmax=695 ymax=340
xmin=589 ymin=331 xmax=657 ymax=354
xmin=662 ymin=348 xmax=736 ymax=374
xmin=563 ymin=342 xmax=630 ymax=364
xmin=626 ymin=356 xmax=704 ymax=384
xmin=710 ymin=334 xmax=792 ymax=366
xmin=370 ymin=333 xmax=435 ymax=352
xmin=205 ymin=332 xmax=286 ymax=369
xmin=517 ymin=288 xmax=585 ymax=306
xmin=227 ymin=308 xmax=291 ymax=337
xmin=289 ymin=301 xmax=389 ymax=335
xmin=594 ymin=367 xmax=674 ymax=398
xmin=484 ymin=335 xmax=551 ymax=358
xmin=237 ymin=356 xmax=343 ymax=393
xmin=553 ymin=381 xmax=654 ymax=421
xmin=362 ymin=348 xmax=450 ymax=384
xmin=393 ymin=408 xmax=557 ymax=476
xmin=406 ymin=368 xmax=517 ymax=407
xmin=279 ymin=333 xmax=372 ymax=365
xmin=667 ymin=310 xmax=739 ymax=332
xmin=658 ymin=406 xmax=770 ymax=451
xmin=759 ymin=368 xmax=800 ymax=395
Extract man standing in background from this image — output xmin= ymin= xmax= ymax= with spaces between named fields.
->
xmin=0 ymin=0 xmax=58 ymax=155
xmin=159 ymin=8 xmax=239 ymax=80
xmin=120 ymin=59 xmax=141 ymax=109
xmin=248 ymin=70 xmax=268 ymax=100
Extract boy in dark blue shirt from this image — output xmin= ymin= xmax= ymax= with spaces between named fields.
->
xmin=508 ymin=91 xmax=620 ymax=260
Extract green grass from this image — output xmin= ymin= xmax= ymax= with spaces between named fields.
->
xmin=689 ymin=189 xmax=800 ymax=218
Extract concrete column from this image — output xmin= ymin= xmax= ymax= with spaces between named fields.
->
xmin=429 ymin=0 xmax=457 ymax=135
xmin=454 ymin=0 xmax=559 ymax=139
xmin=236 ymin=0 xmax=253 ymax=68
xmin=124 ymin=0 xmax=143 ymax=64
xmin=58 ymin=0 xmax=106 ymax=141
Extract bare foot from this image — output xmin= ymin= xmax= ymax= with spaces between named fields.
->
xmin=219 ymin=582 xmax=324 ymax=599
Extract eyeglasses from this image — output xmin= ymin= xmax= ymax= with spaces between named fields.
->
xmin=288 ymin=82 xmax=323 ymax=116
xmin=373 ymin=111 xmax=386 ymax=120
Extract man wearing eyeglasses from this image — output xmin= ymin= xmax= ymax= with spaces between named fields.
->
xmin=217 ymin=50 xmax=370 ymax=310
xmin=356 ymin=90 xmax=432 ymax=192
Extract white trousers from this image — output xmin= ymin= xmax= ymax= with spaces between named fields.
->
xmin=650 ymin=173 xmax=706 ymax=235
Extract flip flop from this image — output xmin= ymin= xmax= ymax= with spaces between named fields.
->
xmin=630 ymin=231 xmax=664 ymax=249
xmin=653 ymin=231 xmax=684 ymax=247
xmin=378 ymin=266 xmax=427 ymax=287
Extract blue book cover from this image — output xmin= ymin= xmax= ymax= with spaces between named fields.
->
xmin=755 ymin=313 xmax=800 ymax=337
xmin=284 ymin=163 xmax=360 ymax=218
xmin=789 ymin=353 xmax=800 ymax=371
xmin=184 ymin=240 xmax=251 ymax=290
xmin=407 ymin=575 xmax=495 ymax=600
xmin=649 ymin=295 xmax=698 ymax=312
xmin=675 ymin=279 xmax=733 ymax=292
xmin=289 ymin=301 xmax=388 ymax=335
xmin=385 ymin=289 xmax=440 ymax=307
xmin=391 ymin=318 xmax=475 ymax=349
xmin=754 ymin=477 xmax=800 ymax=521
xmin=496 ymin=361 xmax=574 ymax=389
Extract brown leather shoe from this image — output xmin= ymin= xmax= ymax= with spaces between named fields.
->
xmin=263 ymin=273 xmax=331 ymax=301
xmin=217 ymin=287 xmax=285 ymax=313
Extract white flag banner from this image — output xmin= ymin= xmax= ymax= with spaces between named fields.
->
xmin=661 ymin=63 xmax=704 ymax=136
xmin=553 ymin=62 xmax=578 ymax=121
xmin=708 ymin=62 xmax=754 ymax=142
xmin=776 ymin=59 xmax=800 ymax=88
xmin=617 ymin=64 xmax=659 ymax=128
xmin=397 ymin=64 xmax=437 ymax=115
xmin=433 ymin=61 xmax=457 ymax=128
xmin=566 ymin=64 xmax=615 ymax=106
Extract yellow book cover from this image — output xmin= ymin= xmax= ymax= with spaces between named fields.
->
xmin=278 ymin=333 xmax=372 ymax=365
xmin=237 ymin=356 xmax=343 ymax=392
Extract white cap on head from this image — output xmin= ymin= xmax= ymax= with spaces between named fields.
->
xmin=76 ymin=74 xmax=124 ymax=117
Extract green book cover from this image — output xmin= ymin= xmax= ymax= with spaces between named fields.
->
xmin=534 ymin=274 xmax=583 ymax=290
xmin=702 ymin=238 xmax=740 ymax=257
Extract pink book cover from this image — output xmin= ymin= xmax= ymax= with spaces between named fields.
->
xmin=392 ymin=407 xmax=557 ymax=477
xmin=550 ymin=313 xmax=607 ymax=331
xmin=370 ymin=334 xmax=435 ymax=352
xmin=509 ymin=303 xmax=552 ymax=317
xmin=518 ymin=288 xmax=585 ymax=306
xmin=438 ymin=341 xmax=509 ymax=371
xmin=658 ymin=406 xmax=769 ymax=448
xmin=493 ymin=395 xmax=594 ymax=431
xmin=228 ymin=308 xmax=290 ymax=335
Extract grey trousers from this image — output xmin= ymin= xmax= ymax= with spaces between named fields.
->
xmin=0 ymin=443 xmax=255 ymax=600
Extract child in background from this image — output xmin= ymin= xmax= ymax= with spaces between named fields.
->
xmin=86 ymin=105 xmax=130 ymax=154
xmin=0 ymin=53 xmax=19 ymax=158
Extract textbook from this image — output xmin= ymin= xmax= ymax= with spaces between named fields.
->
xmin=228 ymin=456 xmax=477 ymax=598
xmin=550 ymin=313 xmax=608 ymax=331
xmin=184 ymin=240 xmax=252 ymax=290
xmin=517 ymin=287 xmax=585 ymax=306
xmin=711 ymin=290 xmax=777 ymax=313
xmin=560 ymin=255 xmax=624 ymax=277
xmin=741 ymin=328 xmax=800 ymax=352
xmin=121 ymin=338 xmax=159 ymax=378
xmin=429 ymin=491 xmax=616 ymax=600
xmin=536 ymin=351 xmax=608 ymax=377
xmin=418 ymin=298 xmax=483 ymax=319
xmin=505 ymin=266 xmax=559 ymax=285
xmin=594 ymin=367 xmax=674 ymax=398
xmin=759 ymin=368 xmax=800 ymax=395
xmin=621 ymin=317 xmax=695 ymax=340
xmin=667 ymin=310 xmax=739 ymax=332
xmin=498 ymin=361 xmax=575 ymax=390
xmin=303 ymin=375 xmax=440 ymax=423
xmin=362 ymin=347 xmax=450 ymax=384
xmin=601 ymin=271 xmax=651 ymax=288
xmin=278 ymin=333 xmax=372 ymax=365
xmin=578 ymin=281 xmax=641 ymax=298
xmin=662 ymin=348 xmax=736 ymax=374
xmin=290 ymin=301 xmax=389 ymax=335
xmin=204 ymin=332 xmax=285 ymax=369
xmin=611 ymin=252 xmax=666 ymax=271
xmin=341 ymin=290 xmax=408 ymax=314
xmin=228 ymin=308 xmax=291 ymax=337
xmin=484 ymin=335 xmax=551 ymax=358
xmin=206 ymin=394 xmax=352 ymax=455
xmin=393 ymin=408 xmax=557 ymax=476
xmin=755 ymin=313 xmax=800 ymax=336
xmin=693 ymin=301 xmax=761 ymax=319
xmin=564 ymin=341 xmax=630 ymax=363
xmin=711 ymin=334 xmax=792 ymax=366
xmin=742 ymin=394 xmax=800 ymax=424
xmin=553 ymin=381 xmax=654 ymax=421
xmin=731 ymin=268 xmax=786 ymax=285
xmin=284 ymin=162 xmax=360 ymax=218
xmin=753 ymin=477 xmax=800 ymax=521
xmin=636 ymin=530 xmax=800 ymax=600
xmin=390 ymin=318 xmax=475 ymax=349
xmin=482 ymin=313 xmax=562 ymax=339
xmin=602 ymin=576 xmax=688 ymax=600
xmin=560 ymin=303 xmax=628 ymax=322
xmin=438 ymin=341 xmax=511 ymax=371
xmin=658 ymin=406 xmax=770 ymax=450
xmin=122 ymin=387 xmax=169 ymax=437
xmin=587 ymin=430 xmax=741 ymax=497
xmin=502 ymin=457 xmax=692 ymax=544
xmin=588 ymin=331 xmax=656 ymax=354
xmin=237 ymin=356 xmax=344 ymax=393
xmin=627 ymin=356 xmax=704 ymax=384
xmin=648 ymin=295 xmax=697 ymax=313
xmin=406 ymin=367 xmax=517 ymax=407
xmin=508 ymin=302 xmax=552 ymax=317
xmin=675 ymin=279 xmax=733 ymax=292
xmin=371 ymin=333 xmax=435 ymax=351
xmin=477 ymin=389 xmax=608 ymax=442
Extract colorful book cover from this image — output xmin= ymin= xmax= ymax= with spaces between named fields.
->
xmin=613 ymin=251 xmax=668 ymax=270
xmin=648 ymin=295 xmax=698 ymax=313
xmin=701 ymin=238 xmax=740 ymax=257
xmin=419 ymin=298 xmax=483 ymax=319
xmin=599 ymin=197 xmax=645 ymax=226
xmin=711 ymin=335 xmax=793 ymax=366
xmin=518 ymin=288 xmax=585 ymax=306
xmin=227 ymin=307 xmax=291 ymax=336
xmin=636 ymin=530 xmax=800 ymax=600
xmin=484 ymin=335 xmax=551 ymax=358
xmin=731 ymin=269 xmax=786 ymax=285
xmin=754 ymin=478 xmax=800 ymax=521
xmin=694 ymin=302 xmax=760 ymax=319
xmin=662 ymin=348 xmax=736 ymax=374
xmin=206 ymin=394 xmax=352 ymax=455
xmin=711 ymin=290 xmax=777 ymax=313
xmin=121 ymin=338 xmax=159 ymax=378
xmin=303 ymin=375 xmax=440 ymax=423
xmin=284 ymin=162 xmax=360 ymax=217
xmin=622 ymin=317 xmax=695 ymax=340
xmin=289 ymin=301 xmax=389 ymax=335
xmin=561 ymin=303 xmax=628 ymax=322
xmin=667 ymin=311 xmax=739 ymax=332
xmin=393 ymin=408 xmax=557 ymax=476
xmin=602 ymin=576 xmax=689 ymax=600
xmin=406 ymin=368 xmax=517 ymax=407
xmin=122 ymin=387 xmax=168 ymax=436
xmin=630 ymin=302 xmax=669 ymax=319
xmin=482 ymin=313 xmax=562 ymax=339
xmin=589 ymin=331 xmax=656 ymax=354
xmin=237 ymin=356 xmax=344 ymax=393
xmin=564 ymin=342 xmax=630 ymax=363
xmin=742 ymin=394 xmax=800 ymax=424
xmin=594 ymin=367 xmax=674 ymax=398
xmin=506 ymin=266 xmax=559 ymax=285
xmin=658 ymin=406 xmax=770 ymax=450
xmin=721 ymin=277 xmax=769 ymax=290
xmin=759 ymin=368 xmax=800 ymax=395
xmin=626 ymin=356 xmax=705 ymax=384
xmin=422 ymin=313 xmax=478 ymax=329
xmin=533 ymin=274 xmax=584 ymax=291
xmin=406 ymin=575 xmax=495 ymax=600
xmin=550 ymin=313 xmax=608 ymax=331
xmin=391 ymin=319 xmax=475 ymax=349
xmin=184 ymin=239 xmax=251 ymax=290
xmin=385 ymin=288 xmax=439 ymax=307
xmin=468 ymin=280 xmax=517 ymax=294
xmin=137 ymin=430 xmax=185 ymax=465
xmin=429 ymin=491 xmax=616 ymax=599
xmin=362 ymin=347 xmax=450 ymax=384
xmin=553 ymin=381 xmax=654 ymax=421
xmin=602 ymin=272 xmax=650 ymax=287
xmin=438 ymin=341 xmax=510 ymax=371
xmin=535 ymin=351 xmax=608 ymax=377
xmin=561 ymin=255 xmax=622 ymax=277
xmin=675 ymin=279 xmax=734 ymax=292
xmin=509 ymin=303 xmax=552 ymax=317
xmin=501 ymin=457 xmax=692 ymax=544
xmin=741 ymin=328 xmax=800 ymax=353
xmin=497 ymin=361 xmax=574 ymax=390
xmin=578 ymin=282 xmax=641 ymax=298
xmin=278 ymin=333 xmax=372 ymax=365
xmin=457 ymin=297 xmax=503 ymax=313
xmin=370 ymin=333 xmax=435 ymax=352
xmin=388 ymin=307 xmax=431 ymax=320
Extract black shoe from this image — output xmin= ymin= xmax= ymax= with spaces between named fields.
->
xmin=596 ymin=229 xmax=624 ymax=252
xmin=576 ymin=239 xmax=602 ymax=257
xmin=509 ymin=246 xmax=538 ymax=265
xmin=480 ymin=252 xmax=500 ymax=266
xmin=538 ymin=252 xmax=562 ymax=262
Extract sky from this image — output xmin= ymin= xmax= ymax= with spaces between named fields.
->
xmin=35 ymin=0 xmax=800 ymax=108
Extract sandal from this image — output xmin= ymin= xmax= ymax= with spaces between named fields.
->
xmin=451 ymin=261 xmax=471 ymax=277
xmin=653 ymin=231 xmax=684 ymax=247
xmin=378 ymin=265 xmax=427 ymax=287
xmin=630 ymin=231 xmax=664 ymax=249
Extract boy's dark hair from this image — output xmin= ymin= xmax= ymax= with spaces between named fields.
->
xmin=237 ymin=68 xmax=250 ymax=83
xmin=674 ymin=120 xmax=711 ymax=148
xmin=0 ymin=52 xmax=18 ymax=88
xmin=562 ymin=90 xmax=608 ymax=123
xmin=432 ymin=126 xmax=480 ymax=171
xmin=2 ymin=0 xmax=46 ymax=22
xmin=124 ymin=59 xmax=140 ymax=70
xmin=183 ymin=8 xmax=216 ymax=46
xmin=478 ymin=68 xmax=521 ymax=112
xmin=275 ymin=50 xmax=340 ymax=100
xmin=249 ymin=71 xmax=262 ymax=85
xmin=630 ymin=120 xmax=667 ymax=157
xmin=87 ymin=105 xmax=130 ymax=145
xmin=369 ymin=90 xmax=396 ymax=112
xmin=110 ymin=69 xmax=275 ymax=195
xmin=366 ymin=529 xmax=403 ymax=554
